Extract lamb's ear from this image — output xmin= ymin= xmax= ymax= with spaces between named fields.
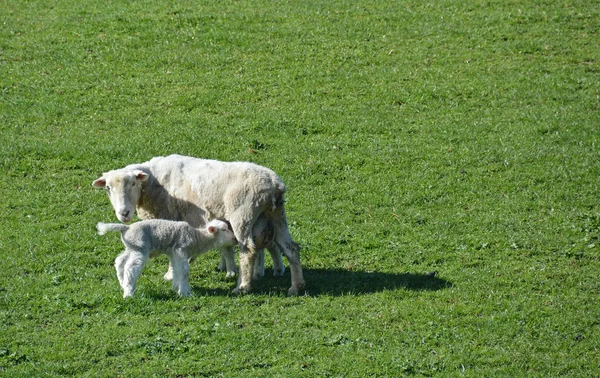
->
xmin=134 ymin=171 xmax=149 ymax=182
xmin=208 ymin=226 xmax=216 ymax=234
xmin=92 ymin=177 xmax=106 ymax=188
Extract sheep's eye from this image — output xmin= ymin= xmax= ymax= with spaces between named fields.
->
xmin=131 ymin=182 xmax=136 ymax=187
xmin=105 ymin=186 xmax=111 ymax=192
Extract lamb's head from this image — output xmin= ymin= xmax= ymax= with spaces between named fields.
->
xmin=92 ymin=170 xmax=149 ymax=223
xmin=206 ymin=220 xmax=238 ymax=248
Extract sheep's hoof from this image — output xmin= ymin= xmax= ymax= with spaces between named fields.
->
xmin=273 ymin=267 xmax=286 ymax=277
xmin=178 ymin=290 xmax=192 ymax=297
xmin=288 ymin=284 xmax=305 ymax=296
xmin=253 ymin=269 xmax=265 ymax=279
xmin=232 ymin=285 xmax=251 ymax=295
xmin=252 ymin=270 xmax=264 ymax=280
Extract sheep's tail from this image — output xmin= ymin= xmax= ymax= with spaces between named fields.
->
xmin=97 ymin=222 xmax=129 ymax=235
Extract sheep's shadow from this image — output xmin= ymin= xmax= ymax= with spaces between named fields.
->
xmin=302 ymin=268 xmax=451 ymax=296
xmin=188 ymin=267 xmax=452 ymax=297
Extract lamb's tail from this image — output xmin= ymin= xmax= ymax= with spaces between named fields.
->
xmin=97 ymin=222 xmax=129 ymax=235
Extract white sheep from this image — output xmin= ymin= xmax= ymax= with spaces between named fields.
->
xmin=93 ymin=154 xmax=305 ymax=295
xmin=97 ymin=219 xmax=237 ymax=298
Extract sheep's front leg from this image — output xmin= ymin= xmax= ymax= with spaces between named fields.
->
xmin=227 ymin=215 xmax=258 ymax=293
xmin=233 ymin=245 xmax=258 ymax=294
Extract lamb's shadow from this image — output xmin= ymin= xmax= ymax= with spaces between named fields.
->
xmin=189 ymin=268 xmax=452 ymax=297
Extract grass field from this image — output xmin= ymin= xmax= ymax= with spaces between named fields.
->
xmin=1 ymin=0 xmax=599 ymax=376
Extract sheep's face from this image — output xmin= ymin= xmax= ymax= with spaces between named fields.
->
xmin=207 ymin=220 xmax=238 ymax=248
xmin=93 ymin=170 xmax=149 ymax=223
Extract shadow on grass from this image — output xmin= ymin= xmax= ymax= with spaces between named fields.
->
xmin=186 ymin=268 xmax=452 ymax=297
xmin=301 ymin=268 xmax=452 ymax=296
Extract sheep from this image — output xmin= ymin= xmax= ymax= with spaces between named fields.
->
xmin=92 ymin=154 xmax=305 ymax=295
xmin=97 ymin=219 xmax=237 ymax=298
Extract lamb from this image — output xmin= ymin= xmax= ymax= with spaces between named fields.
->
xmin=93 ymin=154 xmax=305 ymax=295
xmin=97 ymin=219 xmax=237 ymax=298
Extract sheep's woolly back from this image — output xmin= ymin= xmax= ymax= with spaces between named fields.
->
xmin=131 ymin=154 xmax=286 ymax=226
xmin=97 ymin=222 xmax=129 ymax=235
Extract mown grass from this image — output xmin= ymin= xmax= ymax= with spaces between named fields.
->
xmin=1 ymin=0 xmax=599 ymax=376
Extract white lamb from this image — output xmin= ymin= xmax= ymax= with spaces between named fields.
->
xmin=97 ymin=219 xmax=237 ymax=298
xmin=93 ymin=154 xmax=305 ymax=295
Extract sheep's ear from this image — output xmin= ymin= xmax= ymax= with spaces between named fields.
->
xmin=92 ymin=177 xmax=106 ymax=188
xmin=208 ymin=226 xmax=216 ymax=234
xmin=134 ymin=171 xmax=149 ymax=182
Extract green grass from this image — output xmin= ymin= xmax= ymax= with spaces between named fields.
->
xmin=1 ymin=0 xmax=599 ymax=376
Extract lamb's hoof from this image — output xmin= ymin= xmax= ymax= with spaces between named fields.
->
xmin=178 ymin=290 xmax=192 ymax=297
xmin=288 ymin=283 xmax=305 ymax=296
xmin=225 ymin=271 xmax=237 ymax=279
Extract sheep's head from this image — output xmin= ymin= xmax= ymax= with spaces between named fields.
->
xmin=92 ymin=170 xmax=149 ymax=223
xmin=206 ymin=220 xmax=238 ymax=248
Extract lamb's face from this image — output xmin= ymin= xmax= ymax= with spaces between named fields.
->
xmin=207 ymin=220 xmax=238 ymax=248
xmin=93 ymin=170 xmax=148 ymax=223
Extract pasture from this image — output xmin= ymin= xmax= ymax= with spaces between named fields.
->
xmin=1 ymin=0 xmax=599 ymax=376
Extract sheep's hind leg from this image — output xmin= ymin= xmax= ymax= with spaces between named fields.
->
xmin=273 ymin=208 xmax=305 ymax=295
xmin=268 ymin=245 xmax=285 ymax=277
xmin=252 ymin=247 xmax=285 ymax=278
xmin=252 ymin=249 xmax=265 ymax=280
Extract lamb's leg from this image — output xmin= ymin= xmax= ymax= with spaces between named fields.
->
xmin=122 ymin=251 xmax=147 ymax=298
xmin=163 ymin=263 xmax=174 ymax=281
xmin=114 ymin=250 xmax=129 ymax=287
xmin=217 ymin=253 xmax=226 ymax=271
xmin=218 ymin=246 xmax=237 ymax=278
xmin=170 ymin=251 xmax=191 ymax=297
xmin=273 ymin=207 xmax=304 ymax=295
